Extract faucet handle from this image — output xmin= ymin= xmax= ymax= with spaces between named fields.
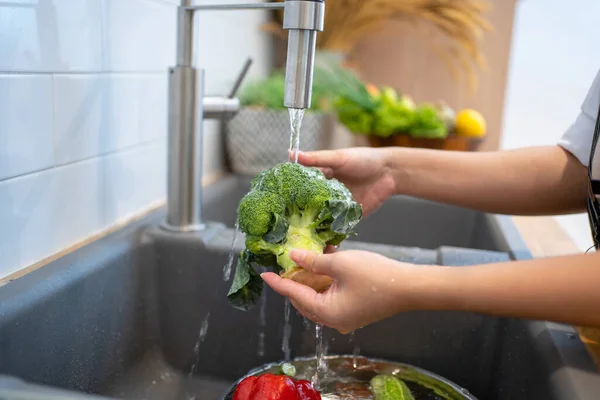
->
xmin=228 ymin=57 xmax=253 ymax=98
xmin=203 ymin=57 xmax=252 ymax=120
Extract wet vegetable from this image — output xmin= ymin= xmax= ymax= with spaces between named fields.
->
xmin=228 ymin=162 xmax=362 ymax=311
xmin=370 ymin=375 xmax=415 ymax=400
xmin=233 ymin=363 xmax=322 ymax=400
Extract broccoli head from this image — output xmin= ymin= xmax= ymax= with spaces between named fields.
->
xmin=227 ymin=162 xmax=363 ymax=311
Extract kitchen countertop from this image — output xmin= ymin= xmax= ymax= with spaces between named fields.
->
xmin=511 ymin=215 xmax=600 ymax=370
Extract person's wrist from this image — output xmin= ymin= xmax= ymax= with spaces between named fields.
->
xmin=381 ymin=147 xmax=411 ymax=196
xmin=401 ymin=264 xmax=462 ymax=312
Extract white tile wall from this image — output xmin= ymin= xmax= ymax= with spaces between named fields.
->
xmin=0 ymin=0 xmax=103 ymax=72
xmin=101 ymin=0 xmax=177 ymax=71
xmin=0 ymin=74 xmax=54 ymax=180
xmin=53 ymin=74 xmax=162 ymax=165
xmin=0 ymin=0 xmax=273 ymax=279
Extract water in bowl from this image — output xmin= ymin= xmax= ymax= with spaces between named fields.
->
xmin=221 ymin=355 xmax=477 ymax=400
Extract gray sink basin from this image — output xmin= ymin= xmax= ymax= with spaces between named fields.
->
xmin=0 ymin=174 xmax=598 ymax=400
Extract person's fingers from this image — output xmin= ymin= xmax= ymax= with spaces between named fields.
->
xmin=297 ymin=150 xmax=348 ymax=170
xmin=337 ymin=326 xmax=353 ymax=335
xmin=319 ymin=167 xmax=334 ymax=179
xmin=289 ymin=249 xmax=339 ymax=277
xmin=261 ymin=272 xmax=320 ymax=311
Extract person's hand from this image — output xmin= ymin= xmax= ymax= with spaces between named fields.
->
xmin=261 ymin=248 xmax=430 ymax=334
xmin=291 ymin=147 xmax=397 ymax=217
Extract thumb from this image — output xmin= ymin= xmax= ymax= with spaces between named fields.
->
xmin=289 ymin=249 xmax=339 ymax=277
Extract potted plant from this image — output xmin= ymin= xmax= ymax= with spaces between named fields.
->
xmin=224 ymin=66 xmax=335 ymax=176
xmin=313 ymin=55 xmax=487 ymax=150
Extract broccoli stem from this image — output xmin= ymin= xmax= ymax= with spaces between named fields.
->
xmin=275 ymin=223 xmax=326 ymax=273
xmin=288 ymin=206 xmax=320 ymax=230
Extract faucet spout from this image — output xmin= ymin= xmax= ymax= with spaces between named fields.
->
xmin=283 ymin=0 xmax=325 ymax=110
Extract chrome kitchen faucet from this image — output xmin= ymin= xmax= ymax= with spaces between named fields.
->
xmin=161 ymin=0 xmax=325 ymax=233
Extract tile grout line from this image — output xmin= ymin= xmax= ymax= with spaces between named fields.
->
xmin=0 ymin=138 xmax=167 ymax=185
xmin=51 ymin=74 xmax=58 ymax=172
xmin=0 ymin=71 xmax=169 ymax=76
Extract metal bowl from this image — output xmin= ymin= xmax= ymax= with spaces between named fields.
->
xmin=219 ymin=355 xmax=478 ymax=400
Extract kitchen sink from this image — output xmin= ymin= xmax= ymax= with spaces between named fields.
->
xmin=0 ymin=174 xmax=598 ymax=400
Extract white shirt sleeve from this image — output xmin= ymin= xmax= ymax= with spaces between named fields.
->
xmin=557 ymin=68 xmax=600 ymax=167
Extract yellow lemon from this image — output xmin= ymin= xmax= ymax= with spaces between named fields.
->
xmin=455 ymin=109 xmax=487 ymax=138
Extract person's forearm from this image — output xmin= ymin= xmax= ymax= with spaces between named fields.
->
xmin=385 ymin=145 xmax=588 ymax=215
xmin=410 ymin=253 xmax=600 ymax=328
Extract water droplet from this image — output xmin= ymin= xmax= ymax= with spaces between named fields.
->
xmin=258 ymin=332 xmax=266 ymax=357
xmin=303 ymin=317 xmax=312 ymax=330
xmin=282 ymin=299 xmax=292 ymax=361
xmin=223 ymin=223 xmax=240 ymax=281
xmin=390 ymin=278 xmax=395 ymax=283
xmin=152 ymin=380 xmax=156 ymax=385
xmin=188 ymin=313 xmax=211 ymax=377
xmin=312 ymin=323 xmax=327 ymax=389
xmin=259 ymin=272 xmax=268 ymax=326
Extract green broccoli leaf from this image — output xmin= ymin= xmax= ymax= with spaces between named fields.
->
xmin=328 ymin=200 xmax=363 ymax=234
xmin=311 ymin=200 xmax=362 ymax=235
xmin=263 ymin=213 xmax=289 ymax=244
xmin=253 ymin=253 xmax=281 ymax=274
xmin=227 ymin=251 xmax=263 ymax=311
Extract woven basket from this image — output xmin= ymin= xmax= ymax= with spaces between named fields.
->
xmin=225 ymin=108 xmax=333 ymax=176
xmin=367 ymin=133 xmax=482 ymax=151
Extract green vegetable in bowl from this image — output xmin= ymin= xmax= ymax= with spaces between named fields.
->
xmin=334 ymin=97 xmax=374 ymax=134
xmin=372 ymin=91 xmax=417 ymax=137
xmin=370 ymin=375 xmax=415 ymax=400
xmin=227 ymin=162 xmax=363 ymax=311
xmin=407 ymin=104 xmax=449 ymax=139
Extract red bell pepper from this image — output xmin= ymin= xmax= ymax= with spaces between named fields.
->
xmin=232 ymin=363 xmax=321 ymax=400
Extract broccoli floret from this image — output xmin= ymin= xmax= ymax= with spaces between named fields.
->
xmin=227 ymin=162 xmax=363 ymax=311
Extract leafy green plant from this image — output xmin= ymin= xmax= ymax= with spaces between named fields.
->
xmin=407 ymin=104 xmax=448 ymax=139
xmin=312 ymin=54 xmax=451 ymax=139
xmin=238 ymin=55 xmax=339 ymax=112
xmin=238 ymin=72 xmax=288 ymax=110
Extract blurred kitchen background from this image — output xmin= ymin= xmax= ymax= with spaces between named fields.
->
xmin=0 ymin=0 xmax=598 ymax=280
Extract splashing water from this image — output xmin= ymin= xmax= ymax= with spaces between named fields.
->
xmin=223 ymin=222 xmax=240 ymax=282
xmin=282 ymin=299 xmax=292 ymax=361
xmin=258 ymin=269 xmax=268 ymax=357
xmin=224 ymin=172 xmax=266 ymax=282
xmin=303 ymin=317 xmax=312 ymax=331
xmin=189 ymin=313 xmax=211 ymax=377
xmin=312 ymin=323 xmax=327 ymax=389
xmin=349 ymin=331 xmax=360 ymax=369
xmin=288 ymin=108 xmax=305 ymax=164
xmin=257 ymin=332 xmax=266 ymax=358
